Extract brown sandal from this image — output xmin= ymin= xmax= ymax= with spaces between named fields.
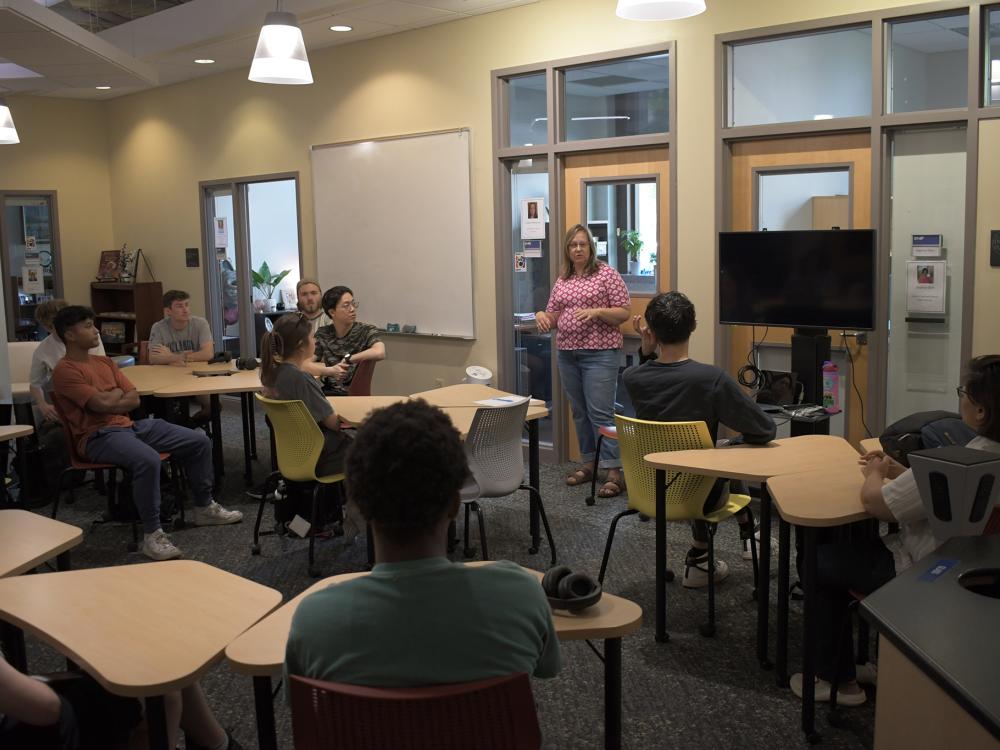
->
xmin=565 ymin=466 xmax=594 ymax=487
xmin=597 ymin=478 xmax=623 ymax=498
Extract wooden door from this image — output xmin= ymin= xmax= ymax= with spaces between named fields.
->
xmin=561 ymin=147 xmax=670 ymax=461
xmin=727 ymin=133 xmax=872 ymax=449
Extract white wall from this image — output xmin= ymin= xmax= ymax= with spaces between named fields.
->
xmin=891 ymin=46 xmax=967 ymax=111
xmin=758 ymin=171 xmax=849 ymax=231
xmin=730 ymin=27 xmax=872 ymax=125
xmin=886 ymin=127 xmax=966 ymax=422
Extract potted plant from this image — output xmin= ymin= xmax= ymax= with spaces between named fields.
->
xmin=618 ymin=229 xmax=643 ymax=275
xmin=251 ymin=261 xmax=291 ymax=312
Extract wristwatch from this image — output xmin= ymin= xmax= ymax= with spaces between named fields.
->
xmin=342 ymin=353 xmax=352 ymax=365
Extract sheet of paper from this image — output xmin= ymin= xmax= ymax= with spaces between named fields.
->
xmin=520 ymin=197 xmax=545 ymax=239
xmin=906 ymin=260 xmax=946 ymax=314
xmin=475 ymin=395 xmax=530 ymax=408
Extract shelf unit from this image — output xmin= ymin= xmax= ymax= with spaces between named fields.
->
xmin=90 ymin=281 xmax=162 ymax=354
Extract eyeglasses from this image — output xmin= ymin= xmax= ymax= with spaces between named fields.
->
xmin=339 ymin=300 xmax=360 ymax=310
xmin=568 ymin=241 xmax=590 ymax=249
xmin=956 ymin=386 xmax=969 ymax=399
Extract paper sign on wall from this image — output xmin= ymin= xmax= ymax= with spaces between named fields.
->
xmin=514 ymin=254 xmax=527 ymax=272
xmin=520 ymin=198 xmax=545 ymax=240
xmin=522 ymin=239 xmax=542 ymax=258
xmin=906 ymin=260 xmax=946 ymax=315
xmin=214 ymin=217 xmax=229 ymax=249
xmin=22 ymin=265 xmax=44 ymax=294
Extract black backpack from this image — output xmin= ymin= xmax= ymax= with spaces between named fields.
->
xmin=880 ymin=410 xmax=977 ymax=467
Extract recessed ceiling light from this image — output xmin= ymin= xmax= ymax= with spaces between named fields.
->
xmin=329 ymin=24 xmax=352 ymax=32
xmin=95 ymin=85 xmax=111 ymax=90
xmin=194 ymin=59 xmax=215 ymax=64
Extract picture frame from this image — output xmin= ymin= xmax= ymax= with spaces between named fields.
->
xmin=97 ymin=249 xmax=122 ymax=281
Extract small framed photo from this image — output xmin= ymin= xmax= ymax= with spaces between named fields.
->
xmin=97 ymin=250 xmax=122 ymax=281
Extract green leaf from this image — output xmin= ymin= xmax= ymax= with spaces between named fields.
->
xmin=272 ymin=269 xmax=292 ymax=287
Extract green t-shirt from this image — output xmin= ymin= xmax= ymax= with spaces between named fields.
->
xmin=284 ymin=558 xmax=560 ymax=689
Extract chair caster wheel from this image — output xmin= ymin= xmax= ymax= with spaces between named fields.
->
xmin=251 ymin=544 xmax=261 ymax=555
xmin=699 ymin=623 xmax=716 ymax=637
xmin=528 ymin=546 xmax=539 ymax=554
xmin=585 ymin=496 xmax=596 ymax=507
xmin=462 ymin=548 xmax=476 ymax=559
xmin=308 ymin=566 xmax=320 ymax=578
xmin=638 ymin=513 xmax=650 ymax=522
xmin=665 ymin=569 xmax=675 ymax=583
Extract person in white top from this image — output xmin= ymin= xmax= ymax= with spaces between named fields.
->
xmin=791 ymin=354 xmax=1000 ymax=707
xmin=28 ymin=299 xmax=105 ymax=424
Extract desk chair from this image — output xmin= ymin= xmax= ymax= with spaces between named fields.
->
xmin=598 ymin=415 xmax=757 ymax=637
xmin=347 ymin=359 xmax=377 ymax=397
xmin=138 ymin=340 xmax=150 ymax=365
xmin=254 ymin=394 xmax=347 ymax=577
xmin=459 ymin=401 xmax=557 ymax=566
xmin=49 ymin=393 xmax=186 ymax=552
xmin=289 ymin=672 xmax=541 ymax=750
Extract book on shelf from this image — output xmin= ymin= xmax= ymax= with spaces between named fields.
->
xmin=100 ymin=321 xmax=126 ymax=344
xmin=96 ymin=311 xmax=137 ymax=320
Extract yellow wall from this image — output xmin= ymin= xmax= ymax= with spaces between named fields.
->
xmin=974 ymin=119 xmax=1000 ymax=357
xmin=0 ymin=0 xmax=975 ymax=393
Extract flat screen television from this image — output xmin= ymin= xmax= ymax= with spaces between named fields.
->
xmin=718 ymin=229 xmax=876 ymax=331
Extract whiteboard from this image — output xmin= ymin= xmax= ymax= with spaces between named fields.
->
xmin=311 ymin=129 xmax=475 ymax=339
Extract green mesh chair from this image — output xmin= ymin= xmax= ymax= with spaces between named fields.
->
xmin=254 ymin=393 xmax=346 ymax=577
xmin=598 ymin=415 xmax=757 ymax=637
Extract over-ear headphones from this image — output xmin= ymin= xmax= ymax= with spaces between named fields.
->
xmin=541 ymin=565 xmax=602 ymax=614
xmin=208 ymin=351 xmax=232 ymax=365
xmin=235 ymin=357 xmax=258 ymax=371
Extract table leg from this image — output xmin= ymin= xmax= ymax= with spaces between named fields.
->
xmin=756 ymin=484 xmax=773 ymax=669
xmin=253 ymin=675 xmax=279 ymax=750
xmin=801 ymin=526 xmax=820 ymax=742
xmin=240 ymin=394 xmax=253 ymax=485
xmin=604 ymin=637 xmax=622 ymax=750
xmin=655 ymin=468 xmax=669 ymax=643
xmin=210 ymin=394 xmax=223 ymax=481
xmin=248 ymin=395 xmax=258 ymax=460
xmin=0 ymin=621 xmax=27 ymax=672
xmin=145 ymin=694 xmax=170 ymax=750
xmin=527 ymin=420 xmax=540 ymax=554
xmin=56 ymin=550 xmax=72 ymax=572
xmin=776 ymin=517 xmax=791 ymax=687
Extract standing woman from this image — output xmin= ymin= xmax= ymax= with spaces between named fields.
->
xmin=536 ymin=224 xmax=630 ymax=498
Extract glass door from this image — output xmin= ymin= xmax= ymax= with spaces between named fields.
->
xmin=1 ymin=193 xmax=61 ymax=341
xmin=203 ymin=185 xmax=242 ymax=357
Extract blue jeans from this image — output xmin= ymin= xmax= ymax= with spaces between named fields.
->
xmin=557 ymin=349 xmax=620 ymax=469
xmin=85 ymin=418 xmax=214 ymax=534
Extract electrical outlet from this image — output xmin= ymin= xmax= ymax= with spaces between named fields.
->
xmin=434 ymin=378 xmax=444 ymax=388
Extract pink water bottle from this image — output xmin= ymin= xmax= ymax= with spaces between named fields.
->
xmin=822 ymin=361 xmax=840 ymax=414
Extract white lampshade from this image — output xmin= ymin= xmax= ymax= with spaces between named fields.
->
xmin=0 ymin=98 xmax=19 ymax=145
xmin=249 ymin=11 xmax=313 ymax=85
xmin=616 ymin=0 xmax=706 ymax=21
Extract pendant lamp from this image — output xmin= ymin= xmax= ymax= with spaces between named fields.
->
xmin=0 ymin=98 xmax=19 ymax=145
xmin=249 ymin=10 xmax=313 ymax=85
xmin=616 ymin=0 xmax=706 ymax=21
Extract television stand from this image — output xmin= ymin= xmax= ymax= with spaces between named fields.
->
xmin=790 ymin=328 xmax=831 ymax=437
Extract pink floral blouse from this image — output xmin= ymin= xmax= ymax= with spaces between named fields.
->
xmin=545 ymin=263 xmax=630 ymax=351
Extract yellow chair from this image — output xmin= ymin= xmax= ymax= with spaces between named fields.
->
xmin=598 ymin=415 xmax=757 ymax=637
xmin=254 ymin=393 xmax=347 ymax=577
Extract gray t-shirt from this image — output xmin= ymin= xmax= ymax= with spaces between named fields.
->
xmin=148 ymin=316 xmax=213 ymax=354
xmin=270 ymin=362 xmax=333 ymax=423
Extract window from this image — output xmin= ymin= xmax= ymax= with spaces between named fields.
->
xmin=888 ymin=13 xmax=969 ymax=113
xmin=2 ymin=194 xmax=60 ymax=341
xmin=562 ymin=53 xmax=669 ymax=141
xmin=506 ymin=73 xmax=547 ymax=147
xmin=585 ymin=179 xmax=658 ymax=295
xmin=757 ymin=169 xmax=850 ymax=231
xmin=987 ymin=7 xmax=1000 ymax=106
xmin=727 ymin=27 xmax=872 ymax=126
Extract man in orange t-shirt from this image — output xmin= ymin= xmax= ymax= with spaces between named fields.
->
xmin=51 ymin=306 xmax=243 ymax=561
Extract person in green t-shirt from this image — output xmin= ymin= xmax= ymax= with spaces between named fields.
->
xmin=284 ymin=399 xmax=561 ymax=688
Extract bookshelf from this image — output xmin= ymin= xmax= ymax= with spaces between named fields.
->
xmin=90 ymin=281 xmax=162 ymax=354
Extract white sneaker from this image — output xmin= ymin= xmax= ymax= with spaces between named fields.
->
xmin=682 ymin=556 xmax=730 ymax=588
xmin=790 ymin=673 xmax=867 ymax=707
xmin=193 ymin=502 xmax=243 ymax=526
xmin=142 ymin=529 xmax=182 ymax=561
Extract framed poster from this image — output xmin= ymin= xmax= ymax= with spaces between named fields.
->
xmin=97 ymin=249 xmax=122 ymax=281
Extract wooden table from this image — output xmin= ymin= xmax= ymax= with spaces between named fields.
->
xmin=860 ymin=437 xmax=883 ymax=454
xmin=411 ymin=385 xmax=550 ymax=553
xmin=643 ymin=435 xmax=860 ymax=652
xmin=768 ymin=464 xmax=869 ymax=741
xmin=0 ymin=424 xmax=34 ymax=443
xmin=0 ymin=560 xmax=281 ymax=750
xmin=328 ymin=395 xmax=410 ymax=426
xmin=0 ymin=423 xmax=34 ymax=506
xmin=226 ymin=563 xmax=642 ymax=750
xmin=0 ymin=509 xmax=83 ymax=672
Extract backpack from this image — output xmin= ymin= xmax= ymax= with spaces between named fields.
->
xmin=880 ymin=410 xmax=977 ymax=467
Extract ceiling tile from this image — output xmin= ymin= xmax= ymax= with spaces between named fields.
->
xmin=346 ymin=1 xmax=455 ymax=26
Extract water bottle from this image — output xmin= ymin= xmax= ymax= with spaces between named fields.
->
xmin=822 ymin=361 xmax=840 ymax=414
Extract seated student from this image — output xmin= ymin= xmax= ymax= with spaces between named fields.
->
xmin=295 ymin=279 xmax=330 ymax=334
xmin=622 ymin=291 xmax=776 ymax=588
xmin=29 ymin=299 xmax=107 ymax=425
xmin=259 ymin=312 xmax=361 ymax=538
xmin=791 ymin=355 xmax=1000 ymax=707
xmin=148 ymin=289 xmax=214 ymax=421
xmin=312 ymin=286 xmax=385 ymax=395
xmin=0 ymin=654 xmax=243 ymax=749
xmin=51 ymin=306 xmax=242 ymax=561
xmin=284 ymin=399 xmax=560 ymax=687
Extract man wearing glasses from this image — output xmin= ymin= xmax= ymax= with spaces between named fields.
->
xmin=314 ymin=285 xmax=386 ymax=395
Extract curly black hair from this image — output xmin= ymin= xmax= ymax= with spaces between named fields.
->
xmin=964 ymin=355 xmax=1000 ymax=442
xmin=53 ymin=305 xmax=95 ymax=342
xmin=346 ymin=399 xmax=469 ymax=542
xmin=644 ymin=291 xmax=696 ymax=345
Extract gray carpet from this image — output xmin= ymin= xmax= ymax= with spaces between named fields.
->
xmin=17 ymin=398 xmax=875 ymax=749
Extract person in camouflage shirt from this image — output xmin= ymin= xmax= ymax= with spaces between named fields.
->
xmin=313 ymin=285 xmax=386 ymax=395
